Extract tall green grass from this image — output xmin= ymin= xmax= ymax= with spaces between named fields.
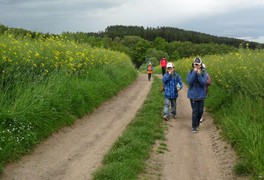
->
xmin=174 ymin=49 xmax=264 ymax=178
xmin=217 ymin=94 xmax=264 ymax=177
xmin=0 ymin=33 xmax=138 ymax=172
xmin=0 ymin=63 xmax=137 ymax=172
xmin=92 ymin=76 xmax=165 ymax=179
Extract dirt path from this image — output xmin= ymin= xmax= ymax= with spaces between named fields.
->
xmin=140 ymin=75 xmax=248 ymax=180
xmin=1 ymin=74 xmax=247 ymax=180
xmin=1 ymin=74 xmax=152 ymax=180
xmin=160 ymin=85 xmax=243 ymax=180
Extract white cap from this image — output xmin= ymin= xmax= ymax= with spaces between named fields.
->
xmin=166 ymin=62 xmax=174 ymax=68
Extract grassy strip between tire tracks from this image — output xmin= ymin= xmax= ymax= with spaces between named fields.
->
xmin=92 ymin=75 xmax=166 ymax=180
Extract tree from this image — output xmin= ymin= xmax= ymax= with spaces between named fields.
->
xmin=171 ymin=50 xmax=180 ymax=61
xmin=131 ymin=39 xmax=151 ymax=68
xmin=152 ymin=37 xmax=168 ymax=51
xmin=145 ymin=48 xmax=169 ymax=65
xmin=146 ymin=57 xmax=158 ymax=66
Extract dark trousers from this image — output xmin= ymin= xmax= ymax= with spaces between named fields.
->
xmin=190 ymin=99 xmax=204 ymax=128
xmin=162 ymin=67 xmax=166 ymax=76
xmin=148 ymin=73 xmax=151 ymax=81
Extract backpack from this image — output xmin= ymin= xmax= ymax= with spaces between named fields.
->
xmin=205 ymin=74 xmax=212 ymax=96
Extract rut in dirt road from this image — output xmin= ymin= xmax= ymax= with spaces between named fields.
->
xmin=1 ymin=74 xmax=152 ymax=180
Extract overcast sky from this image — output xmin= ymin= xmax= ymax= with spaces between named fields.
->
xmin=1 ymin=0 xmax=264 ymax=43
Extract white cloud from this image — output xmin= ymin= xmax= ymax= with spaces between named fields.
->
xmin=0 ymin=0 xmax=264 ymax=43
xmin=86 ymin=0 xmax=264 ymax=33
xmin=240 ymin=36 xmax=264 ymax=44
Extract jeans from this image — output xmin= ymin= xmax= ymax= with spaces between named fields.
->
xmin=163 ymin=98 xmax=177 ymax=117
xmin=190 ymin=99 xmax=204 ymax=128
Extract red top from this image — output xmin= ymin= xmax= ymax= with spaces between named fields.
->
xmin=160 ymin=58 xmax=167 ymax=67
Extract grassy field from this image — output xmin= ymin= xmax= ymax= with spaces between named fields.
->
xmin=0 ymin=33 xmax=137 ymax=172
xmin=173 ymin=49 xmax=264 ymax=178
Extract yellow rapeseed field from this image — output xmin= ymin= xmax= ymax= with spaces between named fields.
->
xmin=0 ymin=32 xmax=130 ymax=80
xmin=175 ymin=49 xmax=264 ymax=98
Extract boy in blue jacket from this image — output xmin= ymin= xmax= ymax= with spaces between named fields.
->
xmin=162 ymin=62 xmax=183 ymax=120
xmin=187 ymin=57 xmax=208 ymax=133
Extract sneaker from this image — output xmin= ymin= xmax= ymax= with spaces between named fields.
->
xmin=163 ymin=115 xmax=168 ymax=121
xmin=192 ymin=127 xmax=197 ymax=133
xmin=200 ymin=117 xmax=203 ymax=123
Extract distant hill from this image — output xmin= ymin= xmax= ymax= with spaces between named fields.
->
xmin=90 ymin=25 xmax=263 ymax=49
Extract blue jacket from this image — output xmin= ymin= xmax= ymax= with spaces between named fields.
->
xmin=163 ymin=72 xmax=183 ymax=99
xmin=187 ymin=69 xmax=208 ymax=100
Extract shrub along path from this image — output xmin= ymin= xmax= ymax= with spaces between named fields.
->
xmin=1 ymin=74 xmax=247 ymax=180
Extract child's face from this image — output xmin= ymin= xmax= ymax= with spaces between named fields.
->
xmin=194 ymin=63 xmax=201 ymax=69
xmin=167 ymin=67 xmax=173 ymax=73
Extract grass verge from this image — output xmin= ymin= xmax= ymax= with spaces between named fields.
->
xmin=208 ymin=91 xmax=264 ymax=178
xmin=0 ymin=62 xmax=137 ymax=173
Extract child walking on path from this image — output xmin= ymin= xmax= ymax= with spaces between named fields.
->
xmin=162 ymin=62 xmax=183 ymax=120
xmin=160 ymin=57 xmax=167 ymax=76
xmin=187 ymin=57 xmax=208 ymax=133
xmin=147 ymin=62 xmax=154 ymax=81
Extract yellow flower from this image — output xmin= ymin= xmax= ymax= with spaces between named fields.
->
xmin=35 ymin=52 xmax=40 ymax=57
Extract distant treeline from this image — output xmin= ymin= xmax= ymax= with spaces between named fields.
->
xmin=61 ymin=31 xmax=239 ymax=68
xmin=90 ymin=25 xmax=264 ymax=49
xmin=1 ymin=23 xmax=263 ymax=68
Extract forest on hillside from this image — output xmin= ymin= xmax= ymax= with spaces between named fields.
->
xmin=93 ymin=25 xmax=264 ymax=49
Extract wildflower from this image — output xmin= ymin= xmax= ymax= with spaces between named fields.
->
xmin=35 ymin=52 xmax=40 ymax=57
